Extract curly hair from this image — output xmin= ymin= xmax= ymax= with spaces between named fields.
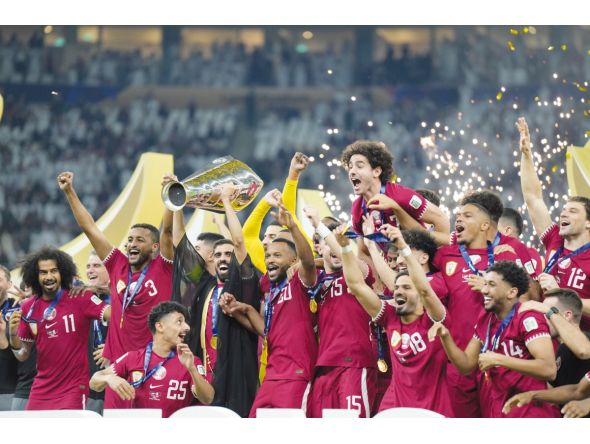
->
xmin=341 ymin=140 xmax=395 ymax=184
xmin=148 ymin=301 xmax=190 ymax=334
xmin=19 ymin=247 xmax=78 ymax=297
xmin=487 ymin=261 xmax=530 ymax=297
xmin=569 ymin=196 xmax=590 ymax=222
xmin=402 ymin=229 xmax=438 ymax=266
xmin=460 ymin=190 xmax=504 ymax=223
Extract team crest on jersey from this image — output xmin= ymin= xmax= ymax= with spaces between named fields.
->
xmin=523 ymin=316 xmax=539 ymax=332
xmin=129 ymin=281 xmax=138 ymax=293
xmin=131 ymin=371 xmax=144 ymax=383
xmin=91 ymin=295 xmax=102 ymax=305
xmin=153 ymin=366 xmax=167 ymax=380
xmin=197 ymin=365 xmax=206 ymax=376
xmin=446 ymin=261 xmax=458 ymax=276
xmin=43 ymin=307 xmax=57 ymax=321
xmin=409 ymin=195 xmax=423 ymax=209
xmin=116 ymin=280 xmax=127 ymax=294
xmin=390 ymin=330 xmax=402 ymax=349
xmin=558 ymin=258 xmax=571 ymax=269
xmin=525 ymin=261 xmax=535 ymax=275
xmin=47 ymin=329 xmax=58 ymax=339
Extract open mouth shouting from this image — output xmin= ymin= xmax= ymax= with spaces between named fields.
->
xmin=455 ymin=223 xmax=466 ymax=241
xmin=42 ymin=279 xmax=58 ymax=293
xmin=128 ymin=247 xmax=141 ymax=262
xmin=350 ymin=176 xmax=362 ymax=194
xmin=267 ymin=263 xmax=280 ymax=281
xmin=178 ymin=330 xmax=187 ymax=343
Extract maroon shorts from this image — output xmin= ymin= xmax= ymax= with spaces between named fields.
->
xmin=27 ymin=390 xmax=87 ymax=410
xmin=446 ymin=364 xmax=481 ymax=418
xmin=307 ymin=366 xmax=377 ymax=418
xmin=248 ymin=379 xmax=311 ymax=417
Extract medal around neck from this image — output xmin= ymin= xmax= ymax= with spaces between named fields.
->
xmin=161 ymin=156 xmax=264 ymax=213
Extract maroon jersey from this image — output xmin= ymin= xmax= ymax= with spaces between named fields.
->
xmin=111 ymin=347 xmax=206 ymax=418
xmin=473 ymin=306 xmax=559 ymax=418
xmin=316 ymin=269 xmax=376 ymax=368
xmin=541 ymin=223 xmax=590 ymax=330
xmin=351 ymin=182 xmax=428 ymax=235
xmin=103 ymin=249 xmax=173 ymax=361
xmin=528 ymin=247 xmax=544 ymax=276
xmin=432 ymin=243 xmax=526 ymax=349
xmin=18 ymin=290 xmax=108 ymax=404
xmin=374 ymin=302 xmax=454 ymax=416
xmin=264 ymin=272 xmax=317 ymax=381
xmin=427 ymin=271 xmax=450 ymax=305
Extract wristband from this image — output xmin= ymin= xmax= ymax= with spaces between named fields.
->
xmin=400 ymin=246 xmax=412 ymax=257
xmin=341 ymin=244 xmax=353 ymax=254
xmin=545 ymin=306 xmax=559 ymax=320
xmin=316 ymin=223 xmax=332 ymax=240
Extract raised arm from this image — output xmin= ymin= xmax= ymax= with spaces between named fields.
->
xmin=220 ymin=184 xmax=247 ymax=265
xmin=520 ymin=301 xmax=590 ymax=360
xmin=429 ymin=323 xmax=480 ymax=375
xmin=58 ymin=172 xmax=114 ymax=260
xmin=361 ymin=216 xmax=398 ymax=292
xmin=367 ymin=193 xmax=451 ymax=244
xmin=382 ymin=225 xmax=446 ymax=321
xmin=333 ymin=225 xmax=381 ymax=318
xmin=517 ymin=117 xmax=553 ymax=236
xmin=283 ymin=152 xmax=314 ymax=249
xmin=212 ymin=213 xmax=232 ymax=240
xmin=479 ymin=336 xmax=557 ymax=381
xmin=273 ymin=203 xmax=316 ymax=288
xmin=242 ymin=190 xmax=275 ymax=273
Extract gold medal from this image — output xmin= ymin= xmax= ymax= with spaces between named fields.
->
xmin=309 ymin=299 xmax=317 ymax=313
xmin=377 ymin=359 xmax=388 ymax=373
xmin=210 ymin=336 xmax=217 ymax=349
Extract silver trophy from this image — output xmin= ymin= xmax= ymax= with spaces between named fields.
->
xmin=162 ymin=156 xmax=264 ymax=213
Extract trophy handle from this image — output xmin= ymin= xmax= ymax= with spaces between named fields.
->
xmin=162 ymin=181 xmax=187 ymax=211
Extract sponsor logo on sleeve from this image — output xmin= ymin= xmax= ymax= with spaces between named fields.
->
xmin=390 ymin=330 xmax=402 ymax=349
xmin=409 ymin=196 xmax=423 ymax=209
xmin=523 ymin=316 xmax=539 ymax=332
xmin=197 ymin=365 xmax=206 ymax=376
xmin=91 ymin=295 xmax=103 ymax=305
xmin=525 ymin=261 xmax=535 ymax=275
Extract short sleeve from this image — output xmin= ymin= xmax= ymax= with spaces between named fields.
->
xmin=540 ymin=223 xmax=561 ymax=252
xmin=520 ymin=312 xmax=551 ymax=346
xmin=111 ymin=351 xmax=130 ymax=378
xmin=428 ymin=272 xmax=450 ymax=305
xmin=373 ymin=300 xmax=396 ymax=327
xmin=388 ymin=183 xmax=428 ymax=221
xmin=81 ymin=291 xmax=109 ymax=321
xmin=103 ymin=248 xmax=125 ymax=273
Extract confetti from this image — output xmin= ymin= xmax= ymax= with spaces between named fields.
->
xmin=496 ymin=92 xmax=503 ymax=101
xmin=51 ymin=91 xmax=59 ymax=95
xmin=510 ymin=29 xmax=519 ymax=35
xmin=507 ymin=41 xmax=516 ymax=51
xmin=551 ymin=165 xmax=558 ymax=173
xmin=548 ymin=46 xmax=555 ymax=51
xmin=561 ymin=44 xmax=567 ymax=51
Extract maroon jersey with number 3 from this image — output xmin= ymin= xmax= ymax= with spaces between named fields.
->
xmin=18 ymin=290 xmax=108 ymax=407
xmin=102 ymin=249 xmax=173 ymax=361
xmin=111 ymin=347 xmax=206 ymax=418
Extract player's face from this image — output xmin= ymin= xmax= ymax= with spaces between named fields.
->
xmin=481 ymin=271 xmax=510 ymax=313
xmin=320 ymin=239 xmax=342 ymax=271
xmin=38 ymin=259 xmax=61 ymax=297
xmin=497 ymin=217 xmax=517 ymax=238
xmin=86 ymin=254 xmax=109 ymax=287
xmin=392 ymin=275 xmax=419 ymax=315
xmin=386 ymin=248 xmax=399 ymax=271
xmin=455 ymin=204 xmax=490 ymax=245
xmin=262 ymin=225 xmax=283 ymax=251
xmin=159 ymin=311 xmax=190 ymax=346
xmin=265 ymin=242 xmax=296 ymax=283
xmin=126 ymin=228 xmax=157 ymax=267
xmin=213 ymin=244 xmax=234 ymax=281
xmin=347 ymin=154 xmax=381 ymax=196
xmin=559 ymin=201 xmax=590 ymax=237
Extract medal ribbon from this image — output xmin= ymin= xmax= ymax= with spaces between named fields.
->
xmin=122 ymin=264 xmax=150 ymax=314
xmin=360 ymin=184 xmax=388 ymax=227
xmin=93 ymin=294 xmax=110 ymax=348
xmin=458 ymin=233 xmax=499 ymax=276
xmin=23 ymin=288 xmax=64 ymax=323
xmin=481 ymin=303 xmax=517 ymax=353
xmin=131 ymin=341 xmax=176 ymax=388
xmin=211 ymin=285 xmax=223 ymax=339
xmin=263 ymin=278 xmax=289 ymax=337
xmin=543 ymin=242 xmax=590 ymax=274
xmin=306 ymin=271 xmax=339 ymax=301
